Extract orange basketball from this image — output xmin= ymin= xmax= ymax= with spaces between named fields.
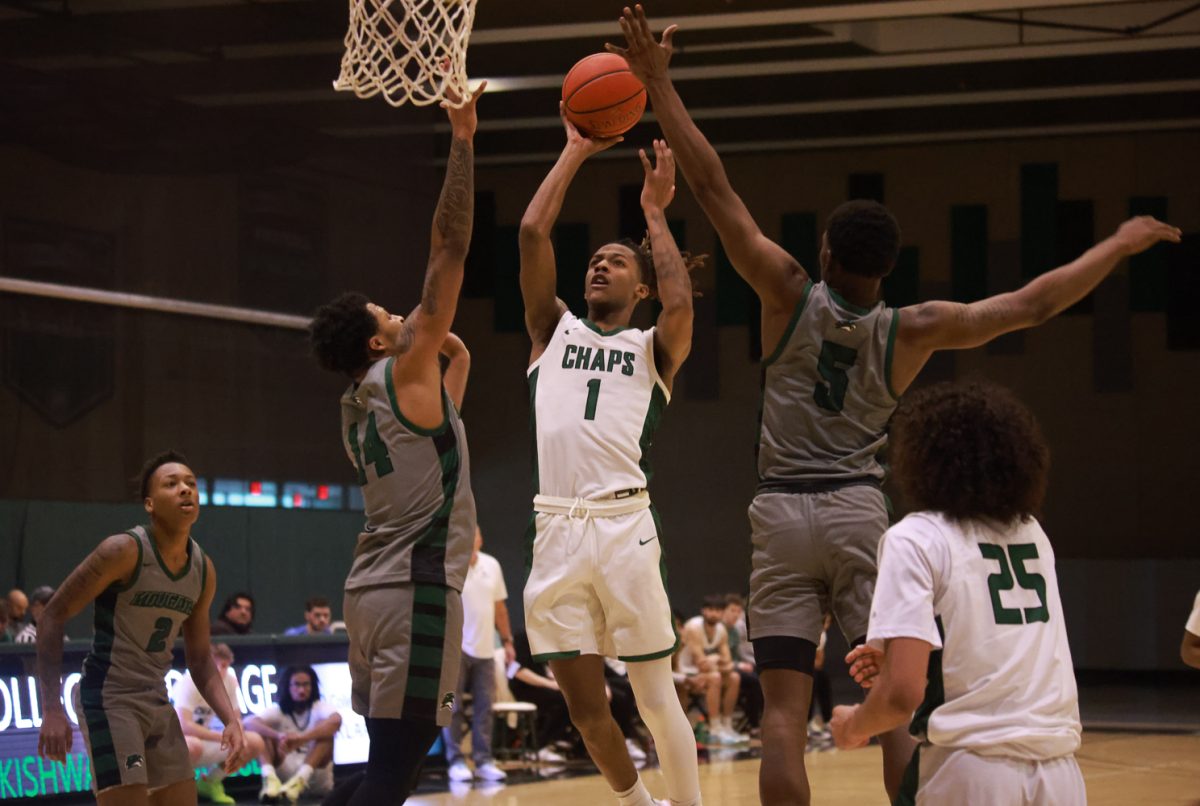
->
xmin=562 ymin=53 xmax=646 ymax=139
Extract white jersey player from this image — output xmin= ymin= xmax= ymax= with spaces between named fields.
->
xmin=520 ymin=119 xmax=702 ymax=806
xmin=831 ymin=382 xmax=1085 ymax=805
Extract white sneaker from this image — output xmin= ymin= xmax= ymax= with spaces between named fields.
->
xmin=259 ymin=773 xmax=283 ymax=802
xmin=625 ymin=738 xmax=648 ymax=762
xmin=536 ymin=746 xmax=567 ymax=763
xmin=474 ymin=761 xmax=508 ymax=781
xmin=448 ymin=760 xmax=474 ymax=782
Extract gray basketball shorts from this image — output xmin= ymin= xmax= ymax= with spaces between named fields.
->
xmin=344 ymin=581 xmax=463 ymax=727
xmin=73 ymin=683 xmax=192 ymax=794
xmin=747 ymin=484 xmax=888 ymax=646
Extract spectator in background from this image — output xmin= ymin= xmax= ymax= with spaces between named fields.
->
xmin=14 ymin=586 xmax=54 ymax=644
xmin=1182 ymin=590 xmax=1200 ymax=670
xmin=7 ymin=589 xmax=27 ymax=626
xmin=507 ymin=631 xmax=572 ymax=762
xmin=174 ymin=643 xmax=270 ymax=804
xmin=722 ymin=594 xmax=762 ymax=736
xmin=445 ymin=527 xmax=513 ymax=783
xmin=680 ymin=595 xmax=745 ymax=744
xmin=0 ymin=600 xmax=11 ymax=642
xmin=211 ymin=592 xmax=255 ymax=636
xmin=246 ymin=664 xmax=341 ymax=802
xmin=284 ymin=597 xmax=333 ymax=636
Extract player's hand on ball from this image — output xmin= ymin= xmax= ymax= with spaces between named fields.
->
xmin=221 ymin=721 xmax=249 ymax=774
xmin=38 ymin=710 xmax=73 ymax=763
xmin=846 ymin=644 xmax=883 ymax=688
xmin=560 ymin=102 xmax=623 ymax=156
xmin=1112 ymin=216 xmax=1181 ymax=257
xmin=830 ymin=705 xmax=869 ymax=750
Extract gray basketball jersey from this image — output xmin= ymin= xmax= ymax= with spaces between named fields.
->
xmin=81 ymin=526 xmax=206 ymax=698
xmin=340 ymin=357 xmax=475 ymax=592
xmin=758 ymin=281 xmax=900 ymax=484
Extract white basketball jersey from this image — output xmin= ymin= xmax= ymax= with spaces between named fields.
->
xmin=868 ymin=512 xmax=1081 ymax=760
xmin=528 ymin=311 xmax=668 ymax=500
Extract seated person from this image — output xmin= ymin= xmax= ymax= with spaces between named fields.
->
xmin=507 ymin=631 xmax=573 ymax=761
xmin=246 ymin=665 xmax=341 ymax=802
xmin=174 ymin=643 xmax=270 ymax=804
xmin=283 ymin=597 xmax=333 ymax=637
xmin=211 ymin=592 xmax=255 ymax=636
xmin=14 ymin=586 xmax=54 ymax=644
xmin=671 ymin=610 xmax=714 ymax=720
xmin=722 ymin=593 xmax=762 ymax=735
xmin=680 ymin=595 xmax=745 ymax=744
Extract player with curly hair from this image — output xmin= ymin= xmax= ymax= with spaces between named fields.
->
xmin=519 ymin=108 xmax=705 ymax=806
xmin=831 ymin=382 xmax=1084 ymax=805
xmin=308 ymin=83 xmax=483 ymax=806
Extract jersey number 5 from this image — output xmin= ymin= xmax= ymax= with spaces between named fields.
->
xmin=349 ymin=412 xmax=394 ymax=485
xmin=979 ymin=543 xmax=1049 ymax=625
xmin=814 ymin=341 xmax=858 ymax=413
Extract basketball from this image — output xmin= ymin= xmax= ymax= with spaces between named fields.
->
xmin=562 ymin=52 xmax=646 ymax=138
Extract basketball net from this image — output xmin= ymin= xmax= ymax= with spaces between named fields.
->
xmin=333 ymin=0 xmax=477 ymax=107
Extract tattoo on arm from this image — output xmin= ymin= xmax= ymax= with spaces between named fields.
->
xmin=426 ymin=137 xmax=475 ymax=317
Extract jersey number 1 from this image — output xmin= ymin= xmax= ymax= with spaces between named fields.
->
xmin=584 ymin=378 xmax=601 ymax=421
xmin=979 ymin=543 xmax=1049 ymax=625
xmin=349 ymin=412 xmax=394 ymax=485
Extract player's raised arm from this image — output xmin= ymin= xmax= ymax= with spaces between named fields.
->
xmin=180 ymin=557 xmax=248 ymax=774
xmin=402 ymin=83 xmax=484 ymax=361
xmin=440 ymin=331 xmax=471 ymax=411
xmin=891 ymin=216 xmax=1181 ymax=393
xmin=610 ymin=5 xmax=807 ymax=308
xmin=641 ymin=139 xmax=693 ymax=388
xmin=36 ymin=535 xmax=139 ymax=762
xmin=520 ymin=106 xmax=623 ymax=356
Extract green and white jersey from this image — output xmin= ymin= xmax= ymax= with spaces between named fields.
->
xmin=81 ymin=526 xmax=206 ymax=699
xmin=758 ymin=281 xmax=899 ymax=484
xmin=868 ymin=512 xmax=1081 ymax=760
xmin=340 ymin=357 xmax=475 ymax=593
xmin=528 ymin=311 xmax=668 ymax=500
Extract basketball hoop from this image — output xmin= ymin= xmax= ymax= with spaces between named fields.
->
xmin=334 ymin=0 xmax=477 ymax=108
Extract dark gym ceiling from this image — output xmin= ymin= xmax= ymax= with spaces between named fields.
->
xmin=1 ymin=0 xmax=1197 ymax=175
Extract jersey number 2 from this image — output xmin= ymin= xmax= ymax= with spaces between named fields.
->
xmin=814 ymin=341 xmax=858 ymax=413
xmin=349 ymin=412 xmax=394 ymax=485
xmin=979 ymin=543 xmax=1049 ymax=625
xmin=145 ymin=617 xmax=174 ymax=653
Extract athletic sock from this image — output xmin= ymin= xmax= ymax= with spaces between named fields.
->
xmin=615 ymin=778 xmax=654 ymax=806
xmin=627 ymin=658 xmax=703 ymax=806
xmin=297 ymin=763 xmax=314 ymax=782
xmin=261 ymin=763 xmax=276 ymax=778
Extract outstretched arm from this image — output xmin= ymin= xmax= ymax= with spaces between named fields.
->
xmin=611 ymin=5 xmax=807 ymax=310
xmin=181 ymin=559 xmax=249 ymax=774
xmin=641 ymin=139 xmax=692 ymax=389
xmin=440 ymin=332 xmax=470 ymax=411
xmin=830 ymin=637 xmax=931 ymax=750
xmin=520 ymin=108 xmax=622 ymax=357
xmin=891 ymin=216 xmax=1182 ymax=393
xmin=400 ymin=83 xmax=485 ymax=365
xmin=37 ymin=534 xmax=138 ymax=762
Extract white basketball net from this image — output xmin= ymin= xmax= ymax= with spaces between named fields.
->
xmin=333 ymin=0 xmax=477 ymax=108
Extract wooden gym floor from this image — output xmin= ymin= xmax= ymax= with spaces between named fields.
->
xmin=406 ymin=731 xmax=1200 ymax=806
